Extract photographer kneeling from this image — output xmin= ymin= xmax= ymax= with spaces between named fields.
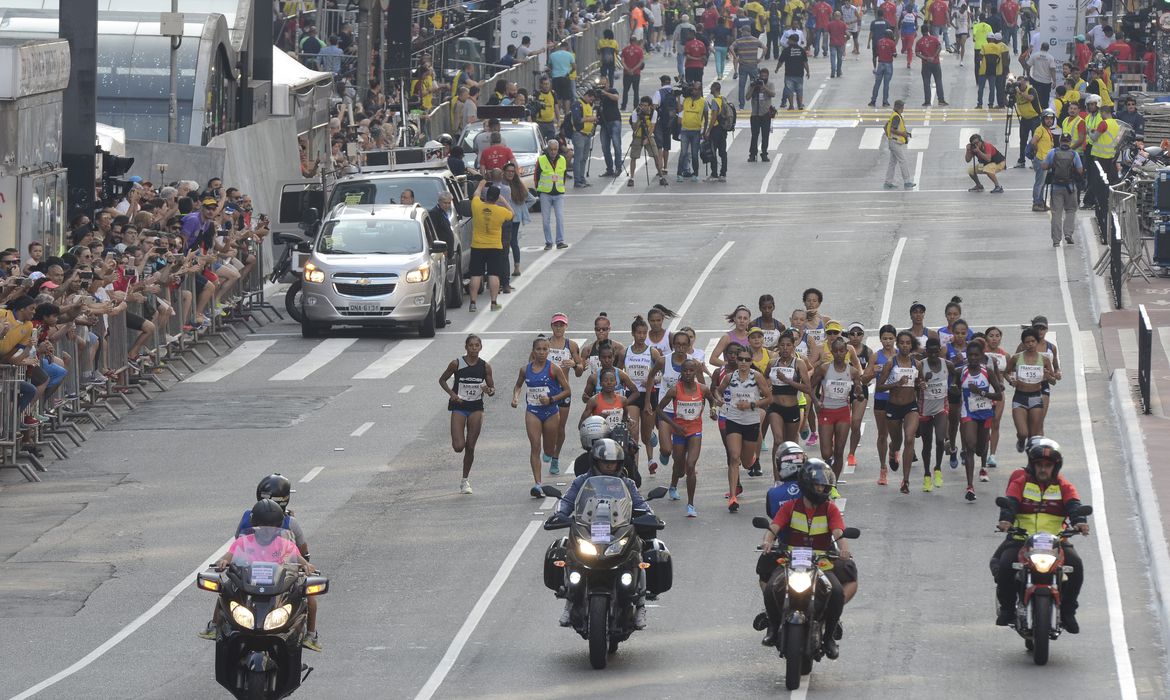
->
xmin=965 ymin=133 xmax=1006 ymax=193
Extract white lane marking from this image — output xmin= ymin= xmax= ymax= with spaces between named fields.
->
xmin=726 ymin=125 xmax=740 ymax=150
xmin=187 ymin=340 xmax=277 ymax=383
xmin=704 ymin=336 xmax=720 ymax=369
xmin=959 ymin=127 xmax=978 ymax=149
xmin=570 ymin=186 xmax=1036 ymax=197
xmin=300 ymin=466 xmax=325 ymax=483
xmin=835 ymin=497 xmax=846 ymax=514
xmin=10 ymin=539 xmax=233 ymax=700
xmin=1118 ymin=328 xmax=1138 ymax=369
xmin=353 ymin=339 xmax=434 ymax=380
xmin=878 ymin=237 xmax=908 ymax=326
xmin=413 ymin=520 xmax=542 ymax=700
xmin=805 ymin=84 xmax=826 ymax=111
xmin=908 ymin=126 xmax=931 ymax=150
xmin=1080 ymin=330 xmax=1101 ymax=373
xmin=477 ymin=338 xmax=510 ymax=362
xmin=271 ymin=338 xmax=358 ymax=381
xmin=809 ymin=128 xmax=836 ymax=150
xmin=911 ymin=152 xmax=923 ymax=189
xmin=399 ymin=385 xmax=414 ymax=393
xmin=465 ymin=249 xmax=570 ymax=331
xmin=601 ymin=129 xmax=634 ymax=196
xmin=859 ymin=127 xmax=883 ymax=149
xmin=540 ymin=496 xmax=557 ymax=510
xmin=667 ymin=241 xmax=737 ymax=333
xmin=1055 ymin=250 xmax=1139 ymax=700
xmin=758 ymin=129 xmax=788 ymax=193
xmin=351 ymin=421 xmax=375 ymax=437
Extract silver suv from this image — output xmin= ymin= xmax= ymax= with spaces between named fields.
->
xmin=300 ymin=203 xmax=448 ymax=338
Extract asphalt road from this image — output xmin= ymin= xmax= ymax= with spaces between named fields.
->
xmin=2 ymin=37 xmax=1168 ymax=700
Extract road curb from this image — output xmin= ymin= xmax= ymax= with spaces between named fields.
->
xmin=1108 ymin=372 xmax=1170 ymax=667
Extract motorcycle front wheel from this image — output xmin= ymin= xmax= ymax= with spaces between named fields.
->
xmin=285 ymin=279 xmax=304 ymax=323
xmin=784 ymin=623 xmax=805 ymax=690
xmin=588 ymin=596 xmax=609 ymax=670
xmin=1031 ymin=599 xmax=1052 ymax=666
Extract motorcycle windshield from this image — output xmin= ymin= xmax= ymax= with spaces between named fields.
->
xmin=572 ymin=476 xmax=634 ymax=533
xmin=227 ymin=527 xmax=301 ymax=589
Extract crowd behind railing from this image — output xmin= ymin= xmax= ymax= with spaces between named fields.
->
xmin=2 ymin=178 xmax=282 ymax=483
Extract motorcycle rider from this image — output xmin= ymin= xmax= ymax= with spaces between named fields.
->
xmin=992 ymin=437 xmax=1089 ymax=633
xmin=557 ymin=438 xmax=654 ymax=629
xmin=199 ymin=475 xmax=322 ymax=651
xmin=759 ymin=459 xmax=855 ymax=657
xmin=573 ymin=415 xmax=642 ymax=485
xmin=766 ymin=441 xmax=808 ymax=517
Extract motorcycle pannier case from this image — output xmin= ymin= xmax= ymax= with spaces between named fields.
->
xmin=644 ymin=539 xmax=673 ymax=594
xmin=544 ymin=537 xmax=569 ymax=591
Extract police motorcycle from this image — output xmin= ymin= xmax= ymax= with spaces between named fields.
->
xmin=752 ymin=516 xmax=860 ymax=690
xmin=196 ymin=524 xmax=329 ymax=699
xmin=994 ymin=496 xmax=1092 ymax=666
xmin=543 ymin=455 xmax=670 ymax=669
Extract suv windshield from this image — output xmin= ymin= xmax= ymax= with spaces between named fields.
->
xmin=317 ymin=219 xmax=423 ymax=255
xmin=328 ymin=177 xmax=447 ymax=210
xmin=463 ymin=128 xmax=540 ymax=154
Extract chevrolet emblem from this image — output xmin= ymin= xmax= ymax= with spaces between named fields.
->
xmin=356 ymin=278 xmax=371 ymax=285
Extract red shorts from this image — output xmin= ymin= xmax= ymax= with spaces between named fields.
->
xmin=960 ymin=416 xmax=993 ymax=428
xmin=818 ymin=405 xmax=852 ymax=426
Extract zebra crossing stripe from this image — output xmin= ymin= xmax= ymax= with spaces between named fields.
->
xmin=809 ymin=128 xmax=836 ymax=150
xmin=859 ymin=128 xmax=883 ymax=150
xmin=908 ymin=127 xmax=931 ymax=150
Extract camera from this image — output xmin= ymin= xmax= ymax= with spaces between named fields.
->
xmin=1004 ymin=78 xmax=1018 ymax=102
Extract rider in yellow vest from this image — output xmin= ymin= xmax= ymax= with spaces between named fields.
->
xmin=1061 ymin=102 xmax=1087 ymax=152
xmin=1089 ymin=105 xmax=1120 ymax=161
xmin=993 ymin=439 xmax=1089 ymax=632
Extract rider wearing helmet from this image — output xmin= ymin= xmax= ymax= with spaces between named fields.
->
xmin=765 ymin=441 xmax=808 ymax=518
xmin=758 ymin=459 xmax=855 ymax=656
xmin=992 ymin=437 xmax=1089 ymax=632
xmin=1029 ymin=108 xmax=1059 ymax=210
xmin=556 ymin=438 xmax=655 ymax=628
xmin=572 ymin=415 xmax=611 ymax=477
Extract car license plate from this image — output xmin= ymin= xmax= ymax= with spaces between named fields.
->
xmin=349 ymin=302 xmax=380 ymax=313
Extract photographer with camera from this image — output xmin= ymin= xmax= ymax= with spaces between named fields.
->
xmin=1012 ymin=76 xmax=1041 ymax=168
xmin=965 ymin=133 xmax=1006 ymax=193
xmin=748 ymin=68 xmax=777 ymax=162
xmin=628 ymin=96 xmax=669 ymax=187
xmin=1027 ymin=109 xmax=1057 ymax=211
xmin=651 ymin=76 xmax=679 ymax=176
xmin=568 ymin=90 xmax=598 ymax=189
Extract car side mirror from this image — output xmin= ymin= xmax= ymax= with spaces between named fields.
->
xmin=295 ymin=242 xmax=312 ymax=253
xmin=430 ymin=239 xmax=448 ymax=254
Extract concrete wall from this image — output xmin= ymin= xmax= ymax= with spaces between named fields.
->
xmin=125 ymin=140 xmax=227 ymax=191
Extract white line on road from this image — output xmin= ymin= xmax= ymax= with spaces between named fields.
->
xmin=465 ymin=250 xmax=569 ymax=333
xmin=477 ymin=338 xmax=511 ymax=362
xmin=300 ymin=466 xmax=325 ymax=483
xmin=271 ymin=338 xmax=357 ymax=381
xmin=187 ymin=340 xmax=276 ymax=383
xmin=911 ymin=152 xmax=923 ymax=189
xmin=353 ymin=339 xmax=433 ymax=380
xmin=1055 ymin=250 xmax=1138 ymax=700
xmin=759 ymin=153 xmax=784 ymax=193
xmin=667 ymin=241 xmax=737 ymax=333
xmin=351 ymin=421 xmax=375 ymax=437
xmin=10 ymin=540 xmax=233 ymax=700
xmin=413 ymin=520 xmax=542 ymax=700
xmin=859 ymin=127 xmax=883 ymax=149
xmin=600 ymin=130 xmax=634 ymax=197
xmin=398 ymin=385 xmax=414 ymax=393
xmin=959 ymin=127 xmax=978 ymax=149
xmin=809 ymin=128 xmax=836 ymax=150
xmin=540 ymin=496 xmax=557 ymax=510
xmin=805 ymin=84 xmax=826 ymax=111
xmin=878 ymin=237 xmax=908 ymax=326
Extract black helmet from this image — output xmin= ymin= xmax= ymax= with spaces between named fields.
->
xmin=250 ymin=499 xmax=285 ymax=528
xmin=438 ymin=133 xmax=453 ymax=146
xmin=1025 ymin=437 xmax=1063 ymax=478
xmin=609 ymin=422 xmax=630 ymax=449
xmin=774 ymin=441 xmax=806 ymax=481
xmin=798 ymin=459 xmax=836 ymax=505
xmin=256 ymin=473 xmax=294 ymax=510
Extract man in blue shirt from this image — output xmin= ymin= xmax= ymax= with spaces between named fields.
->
xmin=548 ymin=43 xmax=577 ymax=116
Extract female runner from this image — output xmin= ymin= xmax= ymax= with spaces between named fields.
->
xmin=1016 ymin=316 xmax=1062 ymax=421
xmin=747 ymin=326 xmax=771 ymax=464
xmin=711 ymin=305 xmax=754 ymax=367
xmin=802 ymin=287 xmax=832 ymax=349
xmin=766 ymin=331 xmax=813 ymax=448
xmin=438 ymin=334 xmax=495 ymax=494
xmin=580 ymin=367 xmax=631 ymax=430
xmin=1005 ymin=327 xmax=1056 ymax=451
xmin=656 ymin=358 xmax=712 ymax=518
xmin=753 ymin=294 xmax=787 ymax=351
xmin=788 ymin=308 xmax=817 ymax=442
xmin=512 ymin=336 xmax=572 ymax=497
xmin=547 ymin=313 xmax=582 ymax=475
xmin=944 ymin=318 xmax=973 ymax=469
xmin=865 ymin=324 xmax=897 ymax=485
xmin=714 ymin=346 xmax=770 ymax=512
xmin=646 ymin=304 xmax=677 ymax=356
xmin=918 ymin=337 xmax=955 ymax=491
xmin=654 ymin=330 xmax=699 ymax=469
xmin=937 ymin=296 xmax=972 ymax=348
xmin=844 ymin=322 xmax=871 ymax=469
xmin=983 ymin=326 xmax=1009 ymax=468
xmin=625 ymin=315 xmax=665 ymax=471
xmin=877 ymin=331 xmax=924 ymax=494
xmin=907 ymin=301 xmax=934 ymax=355
xmin=809 ymin=336 xmax=862 ymax=479
xmin=958 ymin=340 xmax=1003 ymax=502
xmin=579 ymin=312 xmax=626 ymax=378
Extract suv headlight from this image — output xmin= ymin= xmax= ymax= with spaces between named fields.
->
xmin=405 ymin=263 xmax=431 ymax=284
xmin=303 ymin=262 xmax=325 ymax=284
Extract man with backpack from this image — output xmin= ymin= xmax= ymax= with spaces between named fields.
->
xmin=651 ymin=75 xmax=679 ymax=177
xmin=704 ymin=82 xmax=736 ymax=181
xmin=1041 ymin=133 xmax=1082 ymax=246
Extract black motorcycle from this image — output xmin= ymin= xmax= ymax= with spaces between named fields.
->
xmin=269 ymin=219 xmax=315 ymax=323
xmin=752 ymin=516 xmax=859 ymax=690
xmin=994 ymin=497 xmax=1092 ymax=666
xmin=543 ymin=478 xmax=670 ymax=669
xmin=196 ymin=527 xmax=329 ymax=699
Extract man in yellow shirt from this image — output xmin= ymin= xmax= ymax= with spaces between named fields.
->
xmin=1028 ymin=109 xmax=1056 ymax=211
xmin=468 ymin=181 xmax=513 ymax=313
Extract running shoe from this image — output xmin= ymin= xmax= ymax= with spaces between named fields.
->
xmin=549 ymin=458 xmax=560 ymax=475
xmin=668 ymin=486 xmax=681 ymax=500
xmin=648 ymin=459 xmax=659 ymax=475
xmin=760 ymin=438 xmax=768 ymax=452
xmin=468 ymin=302 xmax=478 ymax=312
xmin=806 ymin=432 xmax=819 ymax=447
xmin=923 ymin=474 xmax=933 ymax=492
xmin=877 ymin=468 xmax=888 ymax=486
xmin=965 ymin=487 xmax=977 ymax=502
xmin=649 ymin=433 xmax=659 ymax=449
xmin=949 ymin=451 xmax=959 ymax=469
xmin=987 ymin=454 xmax=998 ymax=468
xmin=847 ymin=454 xmax=857 ymax=467
xmin=686 ymin=504 xmax=698 ymax=518
xmin=900 ymin=479 xmax=910 ymax=494
xmin=724 ymin=483 xmax=745 ymax=498
xmin=1016 ymin=437 xmax=1025 ymax=453
xmin=197 ymin=621 xmax=217 ymax=640
xmin=460 ymin=478 xmax=473 ymax=494
xmin=660 ymin=450 xmax=671 ymax=467
xmin=302 ymin=632 xmax=322 ymax=652
xmin=933 ymin=469 xmax=943 ymax=488
xmin=979 ymin=468 xmax=990 ymax=482
xmin=800 ymin=428 xmax=810 ymax=441
xmin=530 ymin=484 xmax=544 ymax=498
xmin=490 ymin=302 xmax=502 ymax=312
xmin=889 ymin=452 xmax=900 ymax=472
xmin=728 ymin=497 xmax=740 ymax=513
xmin=542 ymin=453 xmax=551 ymax=463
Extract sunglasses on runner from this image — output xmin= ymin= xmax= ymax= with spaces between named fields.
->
xmin=848 ymin=330 xmax=864 ymax=336
xmin=737 ymin=356 xmax=752 ymax=362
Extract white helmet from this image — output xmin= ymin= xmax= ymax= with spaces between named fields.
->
xmin=579 ymin=416 xmax=610 ymax=450
xmin=590 ymin=437 xmax=625 ymax=463
xmin=1085 ymin=94 xmax=1102 ymax=107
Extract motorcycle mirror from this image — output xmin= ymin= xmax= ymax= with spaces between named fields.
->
xmin=995 ymin=496 xmax=1013 ymax=510
xmin=839 ymin=527 xmax=861 ymax=540
xmin=644 ymin=486 xmax=669 ymax=501
xmin=305 ymin=575 xmax=330 ymax=596
xmin=541 ymin=484 xmax=562 ymax=499
xmin=1071 ymin=504 xmax=1093 ymax=517
xmin=752 ymin=516 xmax=771 ymax=530
xmin=543 ymin=514 xmax=571 ymax=531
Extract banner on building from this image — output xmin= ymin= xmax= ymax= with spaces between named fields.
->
xmin=501 ymin=0 xmax=549 ymax=69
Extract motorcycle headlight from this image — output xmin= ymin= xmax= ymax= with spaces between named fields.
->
xmin=604 ymin=537 xmax=628 ymax=557
xmin=263 ymin=604 xmax=293 ymax=631
xmin=788 ymin=570 xmax=814 ymax=594
xmin=577 ymin=540 xmax=598 ymax=557
xmin=229 ymin=601 xmax=255 ymax=629
xmin=1029 ymin=552 xmax=1057 ymax=574
xmin=405 ymin=264 xmax=431 ymax=283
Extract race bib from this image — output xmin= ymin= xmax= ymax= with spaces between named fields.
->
xmin=458 ymin=381 xmax=484 ymax=402
xmin=526 ymin=385 xmax=550 ymax=406
xmin=826 ymin=379 xmax=850 ymax=400
xmin=925 ymin=380 xmax=946 ymax=400
xmin=627 ymin=362 xmax=649 ymax=383
xmin=676 ymin=400 xmax=703 ymax=421
xmin=762 ymin=329 xmax=781 ymax=347
xmin=732 ymin=387 xmax=757 ymax=406
xmin=548 ymin=346 xmax=571 ymax=367
xmin=602 ymin=408 xmax=624 ymax=429
xmin=1017 ymin=364 xmax=1043 ymax=383
xmin=771 ymin=365 xmax=795 ymax=384
xmin=892 ymin=365 xmax=917 ymax=384
xmin=988 ymin=352 xmax=1006 ymax=372
xmin=790 ymin=547 xmax=814 ymax=567
xmin=808 ymin=328 xmax=825 ymax=345
xmin=661 ymin=373 xmax=679 ymax=391
xmin=587 ymin=355 xmax=602 ymax=375
xmin=968 ymin=390 xmax=993 ymax=412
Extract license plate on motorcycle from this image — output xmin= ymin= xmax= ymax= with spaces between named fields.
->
xmin=349 ymin=302 xmax=380 ymax=313
xmin=791 ymin=547 xmax=814 ymax=568
xmin=250 ymin=563 xmax=276 ymax=586
xmin=591 ymin=521 xmax=612 ymax=543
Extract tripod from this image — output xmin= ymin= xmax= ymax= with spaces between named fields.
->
xmin=1003 ymin=109 xmax=1014 ymax=164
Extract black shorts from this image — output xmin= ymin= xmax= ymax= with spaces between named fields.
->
xmin=885 ymin=401 xmax=918 ymax=422
xmin=873 ymin=397 xmax=888 ymax=412
xmin=725 ymin=420 xmax=760 ymax=442
xmin=767 ymin=402 xmax=801 ymax=424
xmin=469 ymin=248 xmax=506 ymax=278
xmin=125 ymin=312 xmax=146 ymax=332
xmin=654 ymin=125 xmax=673 ymax=151
xmin=947 ymin=386 xmax=961 ymax=405
xmin=834 ymin=557 xmax=858 ymax=584
xmin=628 ymin=393 xmax=646 ymax=410
xmin=552 ymin=76 xmax=573 ymax=101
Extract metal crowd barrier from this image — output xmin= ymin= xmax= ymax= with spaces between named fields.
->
xmin=0 ymin=365 xmax=38 ymax=482
xmin=1138 ymin=304 xmax=1153 ymax=415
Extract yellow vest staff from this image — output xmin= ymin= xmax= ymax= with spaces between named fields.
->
xmin=536 ymin=153 xmax=567 ymax=194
